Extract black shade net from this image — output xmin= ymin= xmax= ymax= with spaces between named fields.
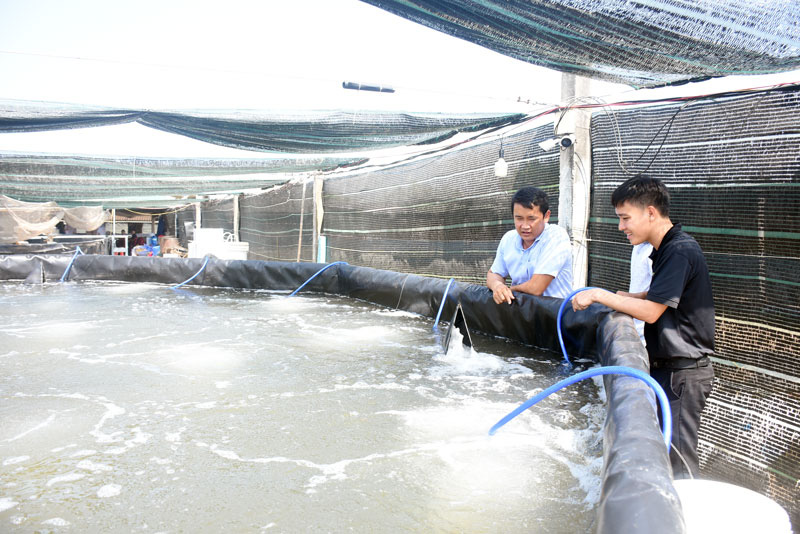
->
xmin=322 ymin=124 xmax=560 ymax=283
xmin=589 ymin=86 xmax=800 ymax=526
xmin=360 ymin=0 xmax=800 ymax=87
xmin=0 ymin=100 xmax=524 ymax=153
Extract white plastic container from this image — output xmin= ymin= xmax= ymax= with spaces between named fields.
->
xmin=674 ymin=479 xmax=791 ymax=533
xmin=188 ymin=228 xmax=249 ymax=260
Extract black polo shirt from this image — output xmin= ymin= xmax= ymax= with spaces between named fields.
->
xmin=644 ymin=224 xmax=715 ymax=360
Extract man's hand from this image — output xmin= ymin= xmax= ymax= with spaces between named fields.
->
xmin=487 ymin=271 xmax=515 ymax=305
xmin=491 ymin=283 xmax=515 ymax=305
xmin=572 ymin=288 xmax=603 ymax=311
xmin=573 ymin=288 xmax=667 ymax=324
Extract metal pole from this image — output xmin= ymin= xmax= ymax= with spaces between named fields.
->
xmin=296 ymin=180 xmax=307 ymax=262
xmin=233 ymin=194 xmax=240 ymax=242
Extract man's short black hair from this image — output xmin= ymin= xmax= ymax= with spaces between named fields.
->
xmin=611 ymin=174 xmax=670 ymax=217
xmin=511 ymin=186 xmax=549 ymax=215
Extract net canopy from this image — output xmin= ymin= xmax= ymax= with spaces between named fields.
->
xmin=360 ymin=0 xmax=800 ymax=87
xmin=0 ymin=195 xmax=106 ymax=244
xmin=0 ymin=100 xmax=524 ymax=153
xmin=0 ymin=152 xmax=364 ymax=208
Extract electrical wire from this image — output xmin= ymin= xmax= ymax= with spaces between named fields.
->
xmin=324 ymin=81 xmax=799 ymax=180
xmin=123 ymin=205 xmax=193 ymax=217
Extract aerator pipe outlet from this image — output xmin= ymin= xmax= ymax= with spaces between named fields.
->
xmin=59 ymin=246 xmax=84 ymax=282
xmin=433 ymin=277 xmax=455 ymax=331
xmin=171 ymin=256 xmax=210 ymax=290
xmin=288 ymin=261 xmax=348 ymax=297
xmin=488 ymin=365 xmax=672 ymax=451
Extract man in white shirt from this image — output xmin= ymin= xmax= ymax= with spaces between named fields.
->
xmin=486 ymin=186 xmax=573 ymax=303
xmin=622 ymin=242 xmax=653 ymax=345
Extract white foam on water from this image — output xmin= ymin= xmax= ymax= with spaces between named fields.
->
xmin=99 ymin=282 xmax=164 ymax=295
xmin=34 ymin=320 xmax=101 ymax=337
xmin=69 ymin=449 xmax=98 ymax=458
xmin=50 ymin=444 xmax=77 ymax=453
xmin=46 ymin=473 xmax=86 ymax=487
xmin=77 ymin=459 xmax=113 ymax=472
xmin=324 ymin=325 xmax=397 ymax=344
xmin=0 ymin=497 xmax=18 ymax=512
xmin=90 ymin=400 xmax=126 ymax=444
xmin=97 ymin=484 xmax=122 ymax=498
xmin=371 ymin=309 xmax=420 ymax=318
xmin=384 ymin=395 xmax=603 ymax=511
xmin=1 ymin=283 xmax=603 ymax=531
xmin=165 ymin=428 xmax=185 ymax=443
xmin=4 ymin=413 xmax=56 ymax=442
xmin=3 ymin=456 xmax=30 ymax=466
xmin=42 ymin=517 xmax=70 ymax=526
xmin=432 ymin=330 xmax=530 ymax=377
xmin=324 ymin=382 xmax=411 ymax=393
xmin=161 ymin=345 xmax=244 ymax=373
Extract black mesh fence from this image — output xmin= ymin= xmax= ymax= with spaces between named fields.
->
xmin=322 ymin=124 xmax=560 ymax=284
xmin=590 ymin=87 xmax=800 ymax=526
xmin=239 ymin=181 xmax=315 ymax=262
xmin=175 ymin=198 xmax=235 ymax=247
xmin=201 ymin=198 xmax=235 ymax=235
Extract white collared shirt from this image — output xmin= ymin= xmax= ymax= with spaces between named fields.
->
xmin=490 ymin=224 xmax=573 ymax=298
xmin=630 ymin=242 xmax=654 ymax=345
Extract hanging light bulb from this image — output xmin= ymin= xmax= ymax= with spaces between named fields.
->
xmin=494 ymin=142 xmax=508 ymax=178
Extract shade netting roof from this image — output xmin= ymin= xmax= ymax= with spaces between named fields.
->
xmin=0 ymin=101 xmax=524 ymax=207
xmin=0 ymin=152 xmax=366 ymax=208
xmin=0 ymin=101 xmax=524 ymax=153
xmin=361 ymin=0 xmax=800 ymax=87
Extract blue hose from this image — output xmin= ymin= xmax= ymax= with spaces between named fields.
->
xmin=557 ymin=286 xmax=604 ymax=365
xmin=287 ymin=261 xmax=347 ymax=297
xmin=489 ymin=365 xmax=672 ymax=450
xmin=171 ymin=256 xmax=210 ymax=290
xmin=432 ymin=277 xmax=455 ymax=331
xmin=492 ymin=286 xmax=673 ymax=450
xmin=59 ymin=246 xmax=84 ymax=282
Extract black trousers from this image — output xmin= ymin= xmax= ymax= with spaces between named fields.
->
xmin=651 ymin=363 xmax=714 ymax=478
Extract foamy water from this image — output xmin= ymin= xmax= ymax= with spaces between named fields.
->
xmin=0 ymin=281 xmax=603 ymax=532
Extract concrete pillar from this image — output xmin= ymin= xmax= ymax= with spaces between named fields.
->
xmin=557 ymin=73 xmax=593 ymax=288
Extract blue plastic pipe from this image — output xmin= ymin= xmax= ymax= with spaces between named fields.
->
xmin=432 ymin=277 xmax=455 ymax=331
xmin=489 ymin=365 xmax=672 ymax=450
xmin=557 ymin=286 xmax=606 ymax=365
xmin=171 ymin=256 xmax=210 ymax=290
xmin=287 ymin=261 xmax=347 ymax=297
xmin=59 ymin=246 xmax=84 ymax=282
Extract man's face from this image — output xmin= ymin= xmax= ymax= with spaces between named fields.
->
xmin=513 ymin=203 xmax=549 ymax=248
xmin=615 ymin=201 xmax=652 ymax=245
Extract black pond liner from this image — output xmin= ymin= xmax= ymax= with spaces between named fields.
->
xmin=0 ymin=255 xmax=684 ymax=533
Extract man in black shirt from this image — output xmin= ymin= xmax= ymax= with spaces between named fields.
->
xmin=572 ymin=175 xmax=714 ymax=478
